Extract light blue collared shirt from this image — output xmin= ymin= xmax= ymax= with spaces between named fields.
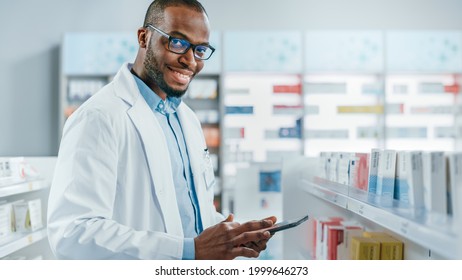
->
xmin=132 ymin=74 xmax=203 ymax=260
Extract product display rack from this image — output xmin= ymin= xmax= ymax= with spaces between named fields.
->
xmin=0 ymin=178 xmax=49 ymax=259
xmin=59 ymin=74 xmax=112 ymax=135
xmin=221 ymin=73 xmax=303 ymax=215
xmin=384 ymin=73 xmax=461 ymax=151
xmin=301 ymin=177 xmax=461 ymax=259
xmin=0 ymin=228 xmax=48 ymax=258
xmin=59 ymin=32 xmax=138 ymax=137
xmin=303 ymin=73 xmax=385 ymax=156
xmin=0 ymin=179 xmax=47 ymax=197
xmin=0 ymin=157 xmax=57 ymax=260
xmin=281 ymin=156 xmax=462 ymax=260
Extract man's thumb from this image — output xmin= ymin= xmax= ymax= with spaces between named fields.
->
xmin=223 ymin=213 xmax=234 ymax=223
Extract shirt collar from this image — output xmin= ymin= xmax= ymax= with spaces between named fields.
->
xmin=131 ymin=73 xmax=182 ymax=115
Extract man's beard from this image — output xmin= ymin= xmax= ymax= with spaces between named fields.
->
xmin=144 ymin=43 xmax=189 ymax=98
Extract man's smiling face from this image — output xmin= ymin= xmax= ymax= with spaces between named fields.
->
xmin=144 ymin=5 xmax=210 ymax=98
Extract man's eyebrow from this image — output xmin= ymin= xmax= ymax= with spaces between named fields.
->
xmin=168 ymin=30 xmax=210 ymax=46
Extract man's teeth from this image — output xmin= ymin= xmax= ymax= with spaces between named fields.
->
xmin=174 ymin=70 xmax=190 ymax=79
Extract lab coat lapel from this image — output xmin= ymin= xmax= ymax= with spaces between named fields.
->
xmin=114 ymin=64 xmax=183 ymax=236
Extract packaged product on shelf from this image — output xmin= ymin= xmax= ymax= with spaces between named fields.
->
xmin=327 ymin=222 xmax=364 ymax=260
xmin=328 ymin=152 xmax=339 ymax=183
xmin=348 ymin=153 xmax=369 ymax=191
xmin=336 ymin=224 xmax=364 ymax=260
xmin=393 ymin=151 xmax=407 ymax=202
xmin=394 ymin=151 xmax=424 ymax=209
xmin=202 ymin=126 xmax=220 ymax=148
xmin=374 ymin=237 xmax=403 ymax=260
xmin=9 ymin=157 xmax=27 ymax=180
xmin=12 ymin=202 xmax=29 ymax=233
xmin=447 ymin=152 xmax=462 ymax=222
xmin=0 ymin=158 xmax=40 ymax=187
xmin=326 ymin=225 xmax=343 ymax=260
xmin=28 ymin=199 xmax=43 ymax=231
xmin=0 ymin=158 xmax=10 ymax=177
xmin=195 ymin=110 xmax=219 ymax=124
xmin=318 ymin=152 xmax=329 ymax=179
xmin=272 ymin=104 xmax=304 ymax=115
xmin=362 ymin=232 xmax=403 ymax=260
xmin=367 ymin=149 xmax=381 ymax=194
xmin=422 ymin=151 xmax=447 ymax=215
xmin=376 ymin=150 xmax=397 ymax=200
xmin=13 ymin=199 xmax=43 ymax=233
xmin=0 ymin=202 xmax=15 ymax=239
xmin=314 ymin=216 xmax=343 ymax=260
xmin=350 ymin=236 xmax=380 ymax=260
xmin=225 ymin=106 xmax=254 ymax=115
xmin=186 ymin=78 xmax=218 ymax=99
xmin=223 ymin=127 xmax=245 ymax=139
xmin=278 ymin=125 xmax=301 ymax=139
xmin=0 ymin=158 xmax=13 ymax=187
xmin=337 ymin=156 xmax=350 ymax=185
xmin=68 ymin=79 xmax=106 ymax=102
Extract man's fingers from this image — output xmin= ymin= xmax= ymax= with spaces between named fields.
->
xmin=232 ymin=230 xmax=271 ymax=247
xmin=262 ymin=216 xmax=277 ymax=224
xmin=196 ymin=214 xmax=276 ymax=259
xmin=244 ymin=240 xmax=268 ymax=252
xmin=230 ymin=246 xmax=259 ymax=259
xmin=231 ymin=219 xmax=274 ymax=236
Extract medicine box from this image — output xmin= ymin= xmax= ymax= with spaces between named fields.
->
xmin=376 ymin=150 xmax=397 ymax=199
xmin=362 ymin=231 xmax=404 ymax=260
xmin=367 ymin=149 xmax=381 ymax=194
xmin=350 ymin=236 xmax=380 ymax=260
xmin=422 ymin=152 xmax=447 ymax=214
xmin=394 ymin=151 xmax=424 ymax=209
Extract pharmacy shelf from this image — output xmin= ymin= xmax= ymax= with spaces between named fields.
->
xmin=0 ymin=228 xmax=47 ymax=258
xmin=299 ymin=178 xmax=349 ymax=209
xmin=300 ymin=177 xmax=462 ymax=259
xmin=0 ymin=179 xmax=47 ymax=198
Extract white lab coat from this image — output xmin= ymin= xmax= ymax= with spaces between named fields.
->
xmin=47 ymin=63 xmax=223 ymax=259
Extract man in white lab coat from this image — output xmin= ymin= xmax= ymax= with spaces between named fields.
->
xmin=47 ymin=0 xmax=276 ymax=260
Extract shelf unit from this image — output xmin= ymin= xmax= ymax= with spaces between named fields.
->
xmin=183 ymin=74 xmax=222 ymax=210
xmin=0 ymin=179 xmax=47 ymax=197
xmin=281 ymin=156 xmax=462 ymax=260
xmin=303 ymin=73 xmax=385 ymax=156
xmin=0 ymin=179 xmax=49 ymax=259
xmin=221 ymin=73 xmax=303 ymax=215
xmin=0 ymin=228 xmax=48 ymax=258
xmin=302 ymin=177 xmax=460 ymax=259
xmin=0 ymin=157 xmax=56 ymax=259
xmin=59 ymin=33 xmax=138 ymax=135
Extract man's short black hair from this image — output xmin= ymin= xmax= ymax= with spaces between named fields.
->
xmin=143 ymin=0 xmax=208 ymax=27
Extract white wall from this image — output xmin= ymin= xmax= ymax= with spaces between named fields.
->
xmin=1 ymin=0 xmax=462 ymax=156
xmin=206 ymin=0 xmax=462 ymax=30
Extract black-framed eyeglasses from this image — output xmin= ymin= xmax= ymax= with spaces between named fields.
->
xmin=146 ymin=24 xmax=215 ymax=60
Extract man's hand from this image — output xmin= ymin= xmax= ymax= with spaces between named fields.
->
xmin=194 ymin=214 xmax=277 ymax=260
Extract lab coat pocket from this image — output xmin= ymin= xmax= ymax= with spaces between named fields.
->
xmin=202 ymin=148 xmax=215 ymax=190
xmin=203 ymin=163 xmax=215 ymax=190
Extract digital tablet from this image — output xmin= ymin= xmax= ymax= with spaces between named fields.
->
xmin=268 ymin=215 xmax=309 ymax=234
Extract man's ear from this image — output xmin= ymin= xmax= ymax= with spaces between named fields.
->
xmin=137 ymin=28 xmax=149 ymax=49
